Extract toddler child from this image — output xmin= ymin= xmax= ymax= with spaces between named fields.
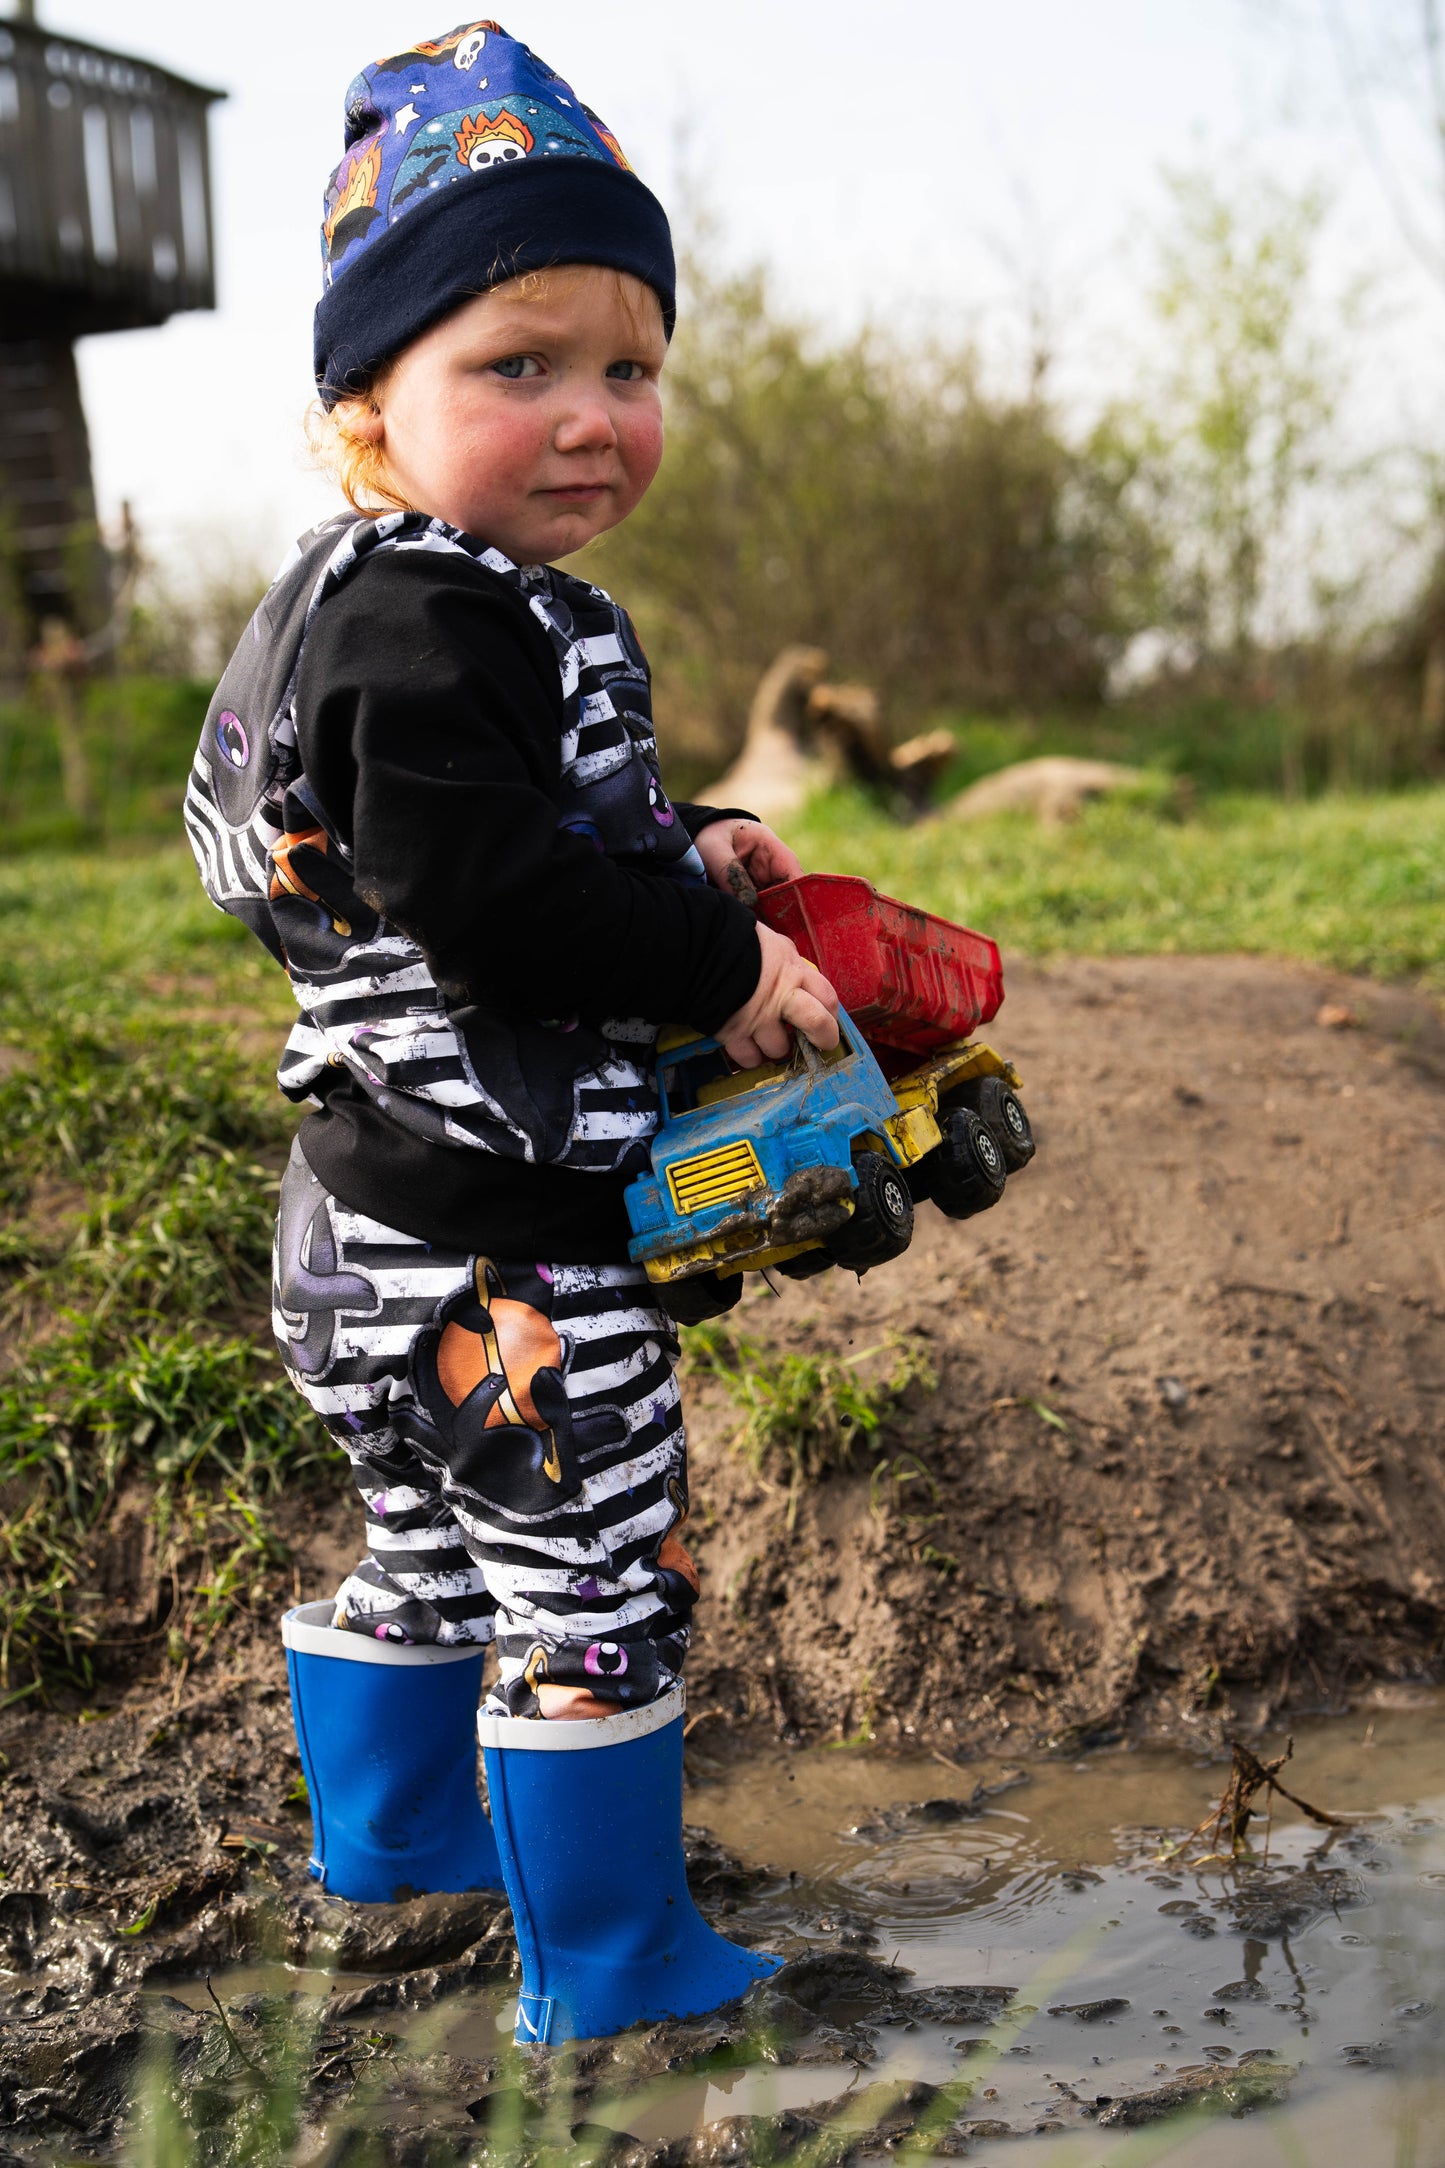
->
xmin=186 ymin=18 xmax=837 ymax=2045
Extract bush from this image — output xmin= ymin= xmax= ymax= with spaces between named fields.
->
xmin=0 ymin=674 xmax=211 ymax=850
xmin=589 ymin=268 xmax=1156 ymax=769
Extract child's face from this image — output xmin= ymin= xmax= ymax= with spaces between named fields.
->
xmin=368 ymin=266 xmax=666 ymax=563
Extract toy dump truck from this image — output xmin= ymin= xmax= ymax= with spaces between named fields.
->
xmin=624 ymin=875 xmax=1035 ymax=1323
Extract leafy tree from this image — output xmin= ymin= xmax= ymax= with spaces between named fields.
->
xmin=1134 ymin=168 xmax=1344 ymax=685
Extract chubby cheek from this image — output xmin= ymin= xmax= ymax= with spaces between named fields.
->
xmin=383 ymin=381 xmax=545 ymax=529
xmin=614 ymin=401 xmax=665 ymax=515
xmin=451 ymin=405 xmax=551 ymax=507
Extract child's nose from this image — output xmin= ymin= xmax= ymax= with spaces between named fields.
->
xmin=553 ymin=394 xmax=618 ymax=454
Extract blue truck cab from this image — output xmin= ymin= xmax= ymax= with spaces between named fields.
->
xmin=624 ymin=1015 xmax=1030 ymax=1299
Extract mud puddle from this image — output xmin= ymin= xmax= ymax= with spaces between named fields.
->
xmin=679 ymin=1693 xmax=1445 ymax=2160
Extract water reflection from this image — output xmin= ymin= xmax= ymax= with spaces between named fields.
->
xmin=683 ymin=1692 xmax=1445 ymax=2160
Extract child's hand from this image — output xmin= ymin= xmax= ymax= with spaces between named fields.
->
xmin=717 ymin=925 xmax=840 ymax=1068
xmin=693 ymin=819 xmax=802 ymax=908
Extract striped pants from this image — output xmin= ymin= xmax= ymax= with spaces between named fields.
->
xmin=271 ymin=1142 xmax=695 ymax=1715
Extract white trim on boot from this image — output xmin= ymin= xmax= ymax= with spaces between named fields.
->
xmin=477 ymin=1682 xmax=684 ymax=1751
xmin=281 ymin=1599 xmax=487 ymax=1668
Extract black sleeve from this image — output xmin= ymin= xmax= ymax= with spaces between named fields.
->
xmin=673 ymin=802 xmax=761 ymax=840
xmin=294 ymin=553 xmax=761 ymax=1032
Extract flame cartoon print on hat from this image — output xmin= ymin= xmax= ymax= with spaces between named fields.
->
xmin=454 ymin=108 xmax=533 ymax=171
xmin=324 ymin=136 xmax=383 ymax=262
xmin=589 ymin=119 xmax=632 ymax=172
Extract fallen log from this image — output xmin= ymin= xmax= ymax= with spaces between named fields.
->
xmin=947 ymin=754 xmax=1149 ymax=826
xmin=705 ymin=649 xmax=950 ymax=822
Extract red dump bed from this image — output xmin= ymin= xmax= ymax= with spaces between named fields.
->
xmin=755 ymin=874 xmax=1003 ymax=1064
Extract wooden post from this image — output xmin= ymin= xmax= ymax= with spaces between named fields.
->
xmin=33 ymin=617 xmax=98 ymax=830
xmin=0 ymin=337 xmax=103 ymax=639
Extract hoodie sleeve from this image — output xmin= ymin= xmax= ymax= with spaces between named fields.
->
xmin=294 ymin=551 xmax=761 ymax=1034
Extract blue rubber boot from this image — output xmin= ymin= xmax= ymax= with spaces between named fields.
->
xmin=282 ymin=1601 xmax=503 ymax=1902
xmin=479 ymin=1687 xmax=780 ymax=2043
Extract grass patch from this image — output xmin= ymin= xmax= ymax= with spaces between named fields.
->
xmin=685 ymin=1323 xmax=935 ymax=1521
xmin=926 ymin=695 xmax=1440 ymax=801
xmin=0 ymin=852 xmax=321 ymax=1699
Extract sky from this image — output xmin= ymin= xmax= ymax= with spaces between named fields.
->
xmin=21 ymin=0 xmax=1445 ymax=581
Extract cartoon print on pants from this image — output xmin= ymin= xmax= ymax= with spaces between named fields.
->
xmin=274 ymin=1152 xmax=380 ymax=1378
xmin=411 ymin=1261 xmax=627 ymax=1517
xmin=651 ymin=1470 xmax=700 ymax=1617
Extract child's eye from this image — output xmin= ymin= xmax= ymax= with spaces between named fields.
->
xmin=490 ymin=354 xmax=542 ymax=380
xmin=605 ymin=360 xmax=646 ymax=382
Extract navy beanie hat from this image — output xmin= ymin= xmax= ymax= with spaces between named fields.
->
xmin=313 ymin=19 xmax=676 ymax=406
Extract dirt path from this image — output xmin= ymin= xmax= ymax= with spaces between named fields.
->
xmin=682 ymin=953 xmax=1445 ymax=1752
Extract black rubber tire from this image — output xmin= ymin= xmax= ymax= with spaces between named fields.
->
xmin=952 ymin=1076 xmax=1035 ymax=1171
xmin=905 ymin=1157 xmax=938 ymax=1205
xmin=656 ymin=1269 xmax=743 ymax=1326
xmin=828 ymin=1152 xmax=915 ymax=1272
xmin=928 ymin=1108 xmax=1008 ymax=1220
xmin=777 ymin=1249 xmax=835 ymax=1281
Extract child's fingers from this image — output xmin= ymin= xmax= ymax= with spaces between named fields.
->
xmin=718 ymin=1023 xmax=766 ymax=1068
xmin=740 ymin=832 xmax=803 ymax=887
xmin=782 ymin=986 xmax=840 ymax=1049
xmin=750 ymin=1014 xmax=795 ymax=1061
xmin=722 ymin=856 xmax=761 ymax=911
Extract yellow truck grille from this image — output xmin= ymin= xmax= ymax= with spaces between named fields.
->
xmin=666 ymin=1139 xmax=765 ymax=1215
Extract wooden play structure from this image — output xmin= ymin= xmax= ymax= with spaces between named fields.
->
xmin=0 ymin=2 xmax=221 ymax=646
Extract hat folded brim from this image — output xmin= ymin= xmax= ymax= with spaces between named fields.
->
xmin=314 ymin=156 xmax=676 ymax=404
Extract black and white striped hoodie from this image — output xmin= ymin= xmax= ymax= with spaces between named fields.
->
xmin=185 ymin=512 xmax=758 ymax=1257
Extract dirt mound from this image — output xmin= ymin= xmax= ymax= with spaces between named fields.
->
xmin=683 ymin=953 xmax=1445 ymax=1750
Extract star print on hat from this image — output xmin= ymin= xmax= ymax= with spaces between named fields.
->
xmin=313 ymin=20 xmax=674 ymax=405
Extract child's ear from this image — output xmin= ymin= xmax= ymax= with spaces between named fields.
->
xmin=348 ymin=399 xmax=385 ymax=446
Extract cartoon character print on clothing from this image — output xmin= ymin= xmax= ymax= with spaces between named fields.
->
xmin=372 ymin=22 xmax=503 ymax=73
xmin=274 ymin=1151 xmax=380 ymax=1379
xmin=510 ymin=1631 xmax=672 ymax=1717
xmin=409 ymin=1259 xmax=629 ymax=1519
xmin=651 ymin=1470 xmax=700 ymax=1617
xmin=185 ymin=512 xmax=694 ymax=1177
xmin=269 ymin=811 xmax=368 ymax=942
xmin=323 ymin=136 xmax=384 ymax=263
xmin=214 ymin=711 xmax=250 ymax=774
xmin=324 ymin=24 xmax=630 ymax=274
xmin=387 ymin=98 xmax=613 ymax=221
xmin=454 ymin=108 xmax=532 ymax=169
xmin=334 ymin=1553 xmax=453 ymax=1646
xmin=269 ymin=1156 xmax=694 ymax=1704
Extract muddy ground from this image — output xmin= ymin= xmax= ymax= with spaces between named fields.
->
xmin=683 ymin=952 xmax=1445 ymax=1755
xmin=2 ymin=951 xmax=1444 ymax=2156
